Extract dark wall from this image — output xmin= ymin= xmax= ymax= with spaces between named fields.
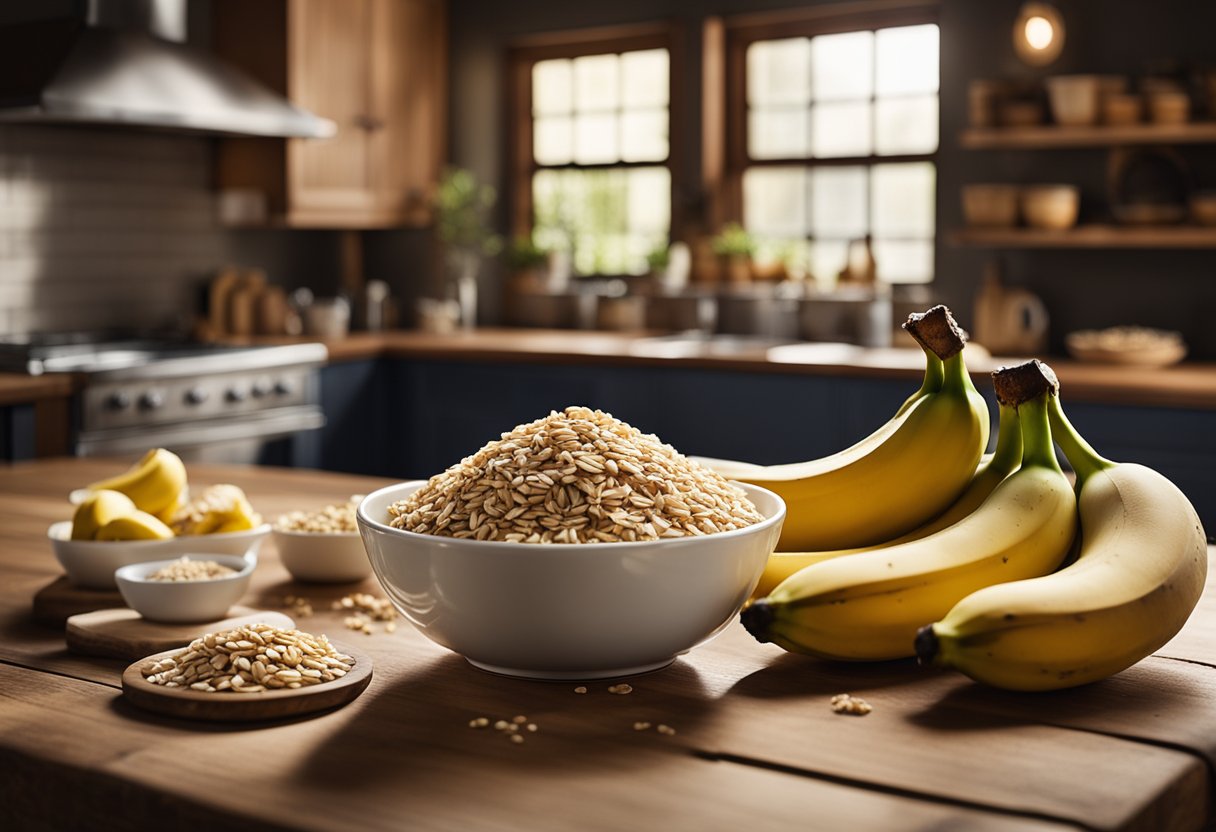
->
xmin=447 ymin=0 xmax=1216 ymax=357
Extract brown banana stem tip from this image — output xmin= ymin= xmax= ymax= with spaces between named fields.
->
xmin=992 ymin=359 xmax=1059 ymax=407
xmin=902 ymin=305 xmax=967 ymax=360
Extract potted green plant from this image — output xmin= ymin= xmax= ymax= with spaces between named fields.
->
xmin=645 ymin=244 xmax=671 ymax=280
xmin=434 ymin=167 xmax=502 ymax=328
xmin=711 ymin=222 xmax=756 ymax=284
xmin=503 ymin=235 xmax=553 ymax=296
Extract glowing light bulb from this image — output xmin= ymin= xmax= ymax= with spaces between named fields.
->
xmin=1024 ymin=15 xmax=1054 ymax=50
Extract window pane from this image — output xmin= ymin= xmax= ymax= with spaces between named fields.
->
xmin=622 ymin=49 xmax=669 ymax=108
xmin=533 ymin=115 xmax=572 ymax=165
xmin=533 ymin=59 xmax=572 ymax=115
xmin=876 ymin=24 xmax=939 ymax=96
xmin=810 ymin=166 xmax=868 ymax=239
xmin=626 ymin=167 xmax=670 ymax=234
xmin=574 ymin=112 xmax=618 ymax=163
xmin=871 ymin=162 xmax=935 ymax=237
xmin=533 ymin=169 xmax=670 ymax=276
xmin=875 ymin=96 xmax=938 ymax=154
xmin=749 ymin=107 xmax=810 ymax=159
xmin=747 ymin=38 xmax=811 ymax=106
xmin=743 ymin=166 xmax=808 ymax=238
xmin=872 ymin=238 xmax=934 ymax=283
xmin=811 ymin=101 xmax=872 ymax=157
xmin=810 ymin=31 xmax=873 ymax=101
xmin=574 ymin=53 xmax=619 ymax=112
xmin=621 ymin=109 xmax=668 ymax=162
xmin=808 ymin=239 xmax=849 ymax=284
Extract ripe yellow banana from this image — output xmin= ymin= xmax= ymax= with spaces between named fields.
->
xmin=917 ymin=390 xmax=1208 ymax=691
xmin=96 ymin=510 xmax=174 ymax=541
xmin=170 ymin=484 xmax=261 ymax=535
xmin=751 ymin=402 xmax=1022 ymax=599
xmin=71 ymin=489 xmax=137 ymax=540
xmin=705 ymin=306 xmax=989 ymax=551
xmin=87 ymin=448 xmax=188 ymax=517
xmin=741 ymin=362 xmax=1075 ymax=661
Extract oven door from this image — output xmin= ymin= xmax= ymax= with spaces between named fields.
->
xmin=75 ymin=406 xmax=325 ymax=465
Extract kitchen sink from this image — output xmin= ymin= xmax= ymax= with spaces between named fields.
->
xmin=627 ymin=334 xmax=802 ymax=359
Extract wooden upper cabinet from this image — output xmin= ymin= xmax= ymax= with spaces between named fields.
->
xmin=214 ymin=0 xmax=446 ymax=229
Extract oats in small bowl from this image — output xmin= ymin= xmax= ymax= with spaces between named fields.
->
xmin=274 ymin=499 xmax=371 ymax=583
xmin=114 ymin=554 xmax=254 ymax=623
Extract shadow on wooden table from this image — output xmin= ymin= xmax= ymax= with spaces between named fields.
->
xmin=291 ymin=651 xmax=723 ymax=789
xmin=726 ymin=651 xmax=936 ymax=699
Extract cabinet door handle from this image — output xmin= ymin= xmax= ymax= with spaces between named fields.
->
xmin=354 ymin=114 xmax=385 ymax=131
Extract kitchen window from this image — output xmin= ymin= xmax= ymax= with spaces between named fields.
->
xmin=727 ymin=7 xmax=939 ymax=283
xmin=508 ymin=25 xmax=678 ymax=277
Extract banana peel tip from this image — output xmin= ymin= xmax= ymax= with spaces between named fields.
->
xmin=740 ymin=601 xmax=775 ymax=644
xmin=913 ymin=624 xmax=940 ymax=666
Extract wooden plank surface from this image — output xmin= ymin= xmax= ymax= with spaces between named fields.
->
xmin=960 ymin=122 xmax=1216 ymax=150
xmin=951 ymin=225 xmax=1216 ymax=249
xmin=1 ymin=459 xmax=1214 ymax=831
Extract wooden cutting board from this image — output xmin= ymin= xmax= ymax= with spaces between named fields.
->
xmin=32 ymin=576 xmax=125 ymax=626
xmin=66 ymin=606 xmax=295 ymax=661
xmin=121 ymin=641 xmax=372 ymax=722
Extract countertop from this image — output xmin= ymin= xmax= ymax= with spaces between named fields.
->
xmin=3 ymin=458 xmax=1215 ymax=831
xmin=2 ymin=330 xmax=1214 ymax=411
xmin=228 ymin=329 xmax=1216 ymax=410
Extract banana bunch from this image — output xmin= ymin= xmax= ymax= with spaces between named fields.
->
xmin=71 ymin=489 xmax=173 ymax=541
xmin=86 ymin=448 xmax=188 ymax=518
xmin=72 ymin=449 xmax=259 ymax=540
xmin=751 ymin=400 xmax=1023 ymax=599
xmin=703 ymin=305 xmax=990 ymax=552
xmin=917 ymin=377 xmax=1208 ymax=690
xmin=740 ymin=360 xmax=1076 ymax=661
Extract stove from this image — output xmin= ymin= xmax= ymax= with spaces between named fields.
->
xmin=0 ymin=336 xmax=328 ymax=463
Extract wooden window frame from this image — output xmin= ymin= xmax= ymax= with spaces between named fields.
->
xmin=506 ymin=22 xmax=683 ymax=267
xmin=713 ymin=0 xmax=940 ymax=237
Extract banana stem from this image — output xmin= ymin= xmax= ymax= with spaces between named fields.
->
xmin=1047 ymin=395 xmax=1113 ymax=488
xmin=896 ymin=349 xmax=945 ymax=416
xmin=940 ymin=351 xmax=971 ymax=393
xmin=1018 ymin=395 xmax=1061 ymax=472
xmin=988 ymin=403 xmax=1023 ymax=475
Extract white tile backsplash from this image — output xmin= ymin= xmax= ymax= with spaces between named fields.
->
xmin=0 ymin=125 xmax=228 ymax=336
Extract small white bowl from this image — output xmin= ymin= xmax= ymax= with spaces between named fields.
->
xmin=272 ymin=527 xmax=371 ymax=583
xmin=47 ymin=522 xmax=271 ymax=589
xmin=357 ymin=481 xmax=785 ymax=680
xmin=114 ymin=554 xmax=255 ymax=623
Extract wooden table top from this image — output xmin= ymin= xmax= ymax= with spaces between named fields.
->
xmin=2 ymin=458 xmax=1214 ymax=831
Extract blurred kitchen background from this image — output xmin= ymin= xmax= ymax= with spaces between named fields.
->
xmin=1 ymin=0 xmax=1215 ymax=525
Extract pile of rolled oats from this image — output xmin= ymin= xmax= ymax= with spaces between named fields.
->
xmin=146 ymin=557 xmax=236 ymax=582
xmin=276 ymin=499 xmax=360 ymax=533
xmin=388 ymin=406 xmax=763 ymax=544
xmin=140 ymin=623 xmax=354 ymax=694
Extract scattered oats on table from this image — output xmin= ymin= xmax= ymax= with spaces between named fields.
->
xmin=386 ymin=406 xmax=763 ymax=544
xmin=334 ymin=592 xmax=397 ymax=634
xmin=830 ymin=693 xmax=873 ymax=716
xmin=283 ymin=595 xmax=314 ymax=617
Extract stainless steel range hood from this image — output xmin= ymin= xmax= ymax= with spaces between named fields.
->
xmin=0 ymin=0 xmax=335 ymax=139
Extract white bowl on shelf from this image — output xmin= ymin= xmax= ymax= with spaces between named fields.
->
xmin=356 ymin=480 xmax=785 ymax=680
xmin=47 ymin=522 xmax=270 ymax=589
xmin=114 ymin=554 xmax=255 ymax=623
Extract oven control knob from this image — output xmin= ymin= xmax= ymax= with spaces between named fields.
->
xmin=184 ymin=387 xmax=209 ymax=405
xmin=105 ymin=392 xmax=131 ymax=410
xmin=273 ymin=379 xmax=294 ymax=396
xmin=138 ymin=391 xmax=164 ymax=411
xmin=226 ymin=388 xmax=247 ymax=403
xmin=251 ymin=380 xmax=272 ymax=398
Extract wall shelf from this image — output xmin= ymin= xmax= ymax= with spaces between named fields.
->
xmin=950 ymin=225 xmax=1216 ymax=248
xmin=960 ymin=122 xmax=1216 ymax=150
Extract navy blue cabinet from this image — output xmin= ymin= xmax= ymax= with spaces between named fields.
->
xmin=316 ymin=357 xmax=1215 ymax=533
xmin=0 ymin=404 xmax=36 ymax=461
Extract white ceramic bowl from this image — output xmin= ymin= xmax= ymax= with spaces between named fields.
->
xmin=47 ymin=522 xmax=271 ymax=589
xmin=114 ymin=554 xmax=255 ymax=623
xmin=273 ymin=527 xmax=371 ymax=583
xmin=357 ymin=481 xmax=786 ymax=680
